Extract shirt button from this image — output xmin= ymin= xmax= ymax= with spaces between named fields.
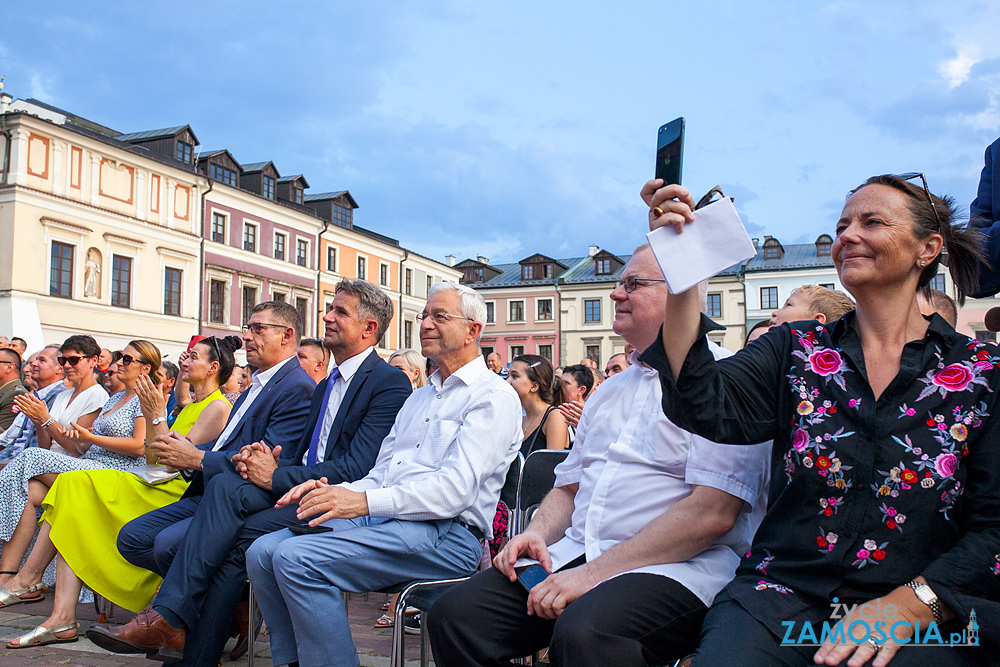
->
xmin=437 ymin=394 xmax=442 ymax=399
xmin=425 ymin=418 xmax=429 ymax=422
xmin=397 ymin=461 xmax=401 ymax=465
xmin=416 ymin=444 xmax=420 ymax=448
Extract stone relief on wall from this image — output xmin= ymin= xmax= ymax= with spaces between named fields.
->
xmin=84 ymin=247 xmax=102 ymax=298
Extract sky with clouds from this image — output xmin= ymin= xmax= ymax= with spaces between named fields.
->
xmin=3 ymin=1 xmax=1000 ymax=265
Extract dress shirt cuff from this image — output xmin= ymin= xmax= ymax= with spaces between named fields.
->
xmin=364 ymin=488 xmax=394 ymax=518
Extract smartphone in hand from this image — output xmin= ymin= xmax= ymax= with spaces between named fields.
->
xmin=655 ymin=117 xmax=685 ymax=186
xmin=515 ymin=564 xmax=550 ymax=592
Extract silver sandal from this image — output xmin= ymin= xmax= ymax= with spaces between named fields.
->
xmin=0 ymin=582 xmax=46 ymax=608
xmin=7 ymin=622 xmax=80 ymax=648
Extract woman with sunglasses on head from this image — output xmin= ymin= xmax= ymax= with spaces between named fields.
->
xmin=642 ymin=174 xmax=998 ymax=665
xmin=0 ymin=339 xmax=158 ymax=598
xmin=1 ymin=337 xmax=239 ymax=649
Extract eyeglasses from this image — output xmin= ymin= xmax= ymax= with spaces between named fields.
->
xmin=415 ymin=311 xmax=473 ymax=325
xmin=617 ymin=276 xmax=667 ymax=293
xmin=0 ymin=360 xmax=15 ymax=367
xmin=242 ymin=322 xmax=289 ymax=335
xmin=120 ymin=354 xmax=149 ymax=367
xmin=58 ymin=355 xmax=91 ymax=366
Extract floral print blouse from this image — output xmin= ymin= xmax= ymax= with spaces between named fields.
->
xmin=642 ymin=312 xmax=1000 ymax=639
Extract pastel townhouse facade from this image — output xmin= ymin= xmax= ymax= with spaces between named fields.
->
xmin=0 ymin=96 xmax=202 ymax=358
xmin=706 ymin=266 xmax=747 ymax=352
xmin=557 ymin=249 xmax=631 ymax=368
xmin=455 ymin=254 xmax=567 ymax=366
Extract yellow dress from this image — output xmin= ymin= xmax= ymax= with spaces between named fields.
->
xmin=41 ymin=389 xmax=230 ymax=612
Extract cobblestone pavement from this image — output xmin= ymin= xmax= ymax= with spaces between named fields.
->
xmin=0 ymin=590 xmax=432 ymax=666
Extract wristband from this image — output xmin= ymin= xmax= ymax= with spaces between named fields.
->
xmin=41 ymin=417 xmax=55 ymax=430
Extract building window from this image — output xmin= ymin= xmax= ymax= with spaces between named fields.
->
xmin=274 ymin=233 xmax=286 ymax=260
xmin=976 ymin=330 xmax=996 ymax=343
xmin=820 ymin=283 xmax=835 ymax=290
xmin=522 ymin=265 xmax=535 ymax=280
xmin=176 ymin=140 xmax=193 ymax=164
xmin=595 ymin=258 xmax=611 ymax=275
xmin=929 ymin=274 xmax=946 ymax=292
xmin=379 ymin=263 xmax=389 ymax=286
xmin=211 ymin=212 xmax=226 ymax=243
xmin=707 ymin=293 xmax=722 ymax=318
xmin=584 ymin=299 xmax=601 ymax=323
xmin=297 ymin=239 xmax=308 ymax=267
xmin=111 ymin=255 xmax=132 ymax=308
xmin=332 ymin=204 xmax=351 ymax=228
xmin=263 ymin=175 xmax=275 ymax=200
xmin=817 ymin=243 xmax=831 ymax=256
xmin=510 ymin=345 xmax=525 ymax=359
xmin=209 ymin=279 xmax=226 ymax=323
xmin=405 ymin=268 xmax=412 ymax=295
xmin=538 ymin=344 xmax=553 ymax=362
xmin=273 ymin=291 xmax=286 ymax=303
xmin=164 ymin=267 xmax=182 ymax=316
xmin=473 ymin=268 xmax=484 ymax=282
xmin=296 ymin=297 xmax=309 ymax=332
xmin=244 ymin=223 xmax=257 ymax=252
xmin=509 ymin=300 xmax=525 ymax=322
xmin=404 ymin=320 xmax=413 ymax=348
xmin=242 ymin=286 xmax=257 ymax=325
xmin=761 ymin=286 xmax=779 ymax=310
xmin=585 ymin=345 xmax=601 ymax=367
xmin=486 ymin=302 xmax=495 ymax=324
xmin=764 ymin=246 xmax=780 ymax=259
xmin=327 ymin=246 xmax=337 ymax=272
xmin=537 ymin=298 xmax=553 ymax=321
xmin=50 ymin=241 xmax=74 ymax=298
xmin=209 ymin=163 xmax=237 ymax=186
xmin=292 ymin=187 xmax=303 ymax=205
xmin=481 ymin=346 xmax=494 ymax=358
xmin=426 ymin=275 xmax=433 ymax=294
xmin=357 ymin=256 xmax=366 ymax=280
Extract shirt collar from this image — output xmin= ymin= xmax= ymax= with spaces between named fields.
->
xmin=35 ymin=380 xmax=64 ymax=399
xmin=429 ymin=354 xmax=489 ymax=390
xmin=330 ymin=346 xmax=374 ymax=384
xmin=252 ymin=354 xmax=297 ymax=389
xmin=830 ymin=309 xmax=952 ymax=345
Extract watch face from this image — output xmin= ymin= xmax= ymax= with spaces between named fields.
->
xmin=915 ymin=587 xmax=937 ymax=604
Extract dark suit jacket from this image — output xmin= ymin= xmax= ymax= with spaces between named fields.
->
xmin=182 ymin=356 xmax=315 ymax=497
xmin=969 ymin=136 xmax=1000 ymax=298
xmin=271 ymin=349 xmax=412 ymax=496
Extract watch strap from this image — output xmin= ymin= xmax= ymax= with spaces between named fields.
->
xmin=905 ymin=580 xmax=943 ymax=624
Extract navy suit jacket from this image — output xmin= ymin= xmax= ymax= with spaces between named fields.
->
xmin=969 ymin=136 xmax=1000 ymax=298
xmin=182 ymin=355 xmax=315 ymax=498
xmin=270 ymin=349 xmax=411 ymax=496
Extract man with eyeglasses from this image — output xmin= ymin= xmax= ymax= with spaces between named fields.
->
xmin=0 ymin=346 xmax=66 ymax=461
xmin=238 ymin=282 xmax=522 ymax=667
xmin=0 ymin=348 xmax=27 ymax=431
xmin=427 ymin=244 xmax=771 ymax=667
xmin=91 ymin=300 xmax=315 ymax=660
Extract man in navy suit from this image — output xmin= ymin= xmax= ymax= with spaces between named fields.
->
xmin=89 ymin=281 xmax=410 ymax=666
xmin=969 ymin=136 xmax=1000 ymax=298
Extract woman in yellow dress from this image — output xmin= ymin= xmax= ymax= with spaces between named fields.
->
xmin=3 ymin=336 xmax=241 ymax=648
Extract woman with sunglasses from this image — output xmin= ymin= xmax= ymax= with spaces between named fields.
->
xmin=1 ymin=337 xmax=239 ymax=649
xmin=642 ymin=174 xmax=996 ymax=665
xmin=0 ymin=340 xmax=158 ymax=602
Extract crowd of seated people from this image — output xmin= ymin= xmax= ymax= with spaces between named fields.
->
xmin=0 ymin=165 xmax=999 ymax=667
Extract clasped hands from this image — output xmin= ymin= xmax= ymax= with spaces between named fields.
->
xmin=494 ymin=532 xmax=599 ymax=620
xmin=231 ymin=441 xmax=281 ymax=490
xmin=275 ymin=477 xmax=368 ymax=525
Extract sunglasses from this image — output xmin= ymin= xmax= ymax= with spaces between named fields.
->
xmin=893 ymin=172 xmax=948 ymax=266
xmin=58 ymin=355 xmax=93 ymax=366
xmin=120 ymin=354 xmax=149 ymax=367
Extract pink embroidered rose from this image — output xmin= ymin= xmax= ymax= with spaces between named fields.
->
xmin=809 ymin=348 xmax=844 ymax=376
xmin=791 ymin=428 xmax=809 ymax=452
xmin=931 ymin=364 xmax=975 ymax=392
xmin=934 ymin=452 xmax=958 ymax=478
xmin=974 ymin=360 xmax=993 ymax=371
xmin=856 ymin=549 xmax=870 ymax=559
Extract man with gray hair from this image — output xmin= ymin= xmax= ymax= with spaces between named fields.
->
xmin=243 ymin=281 xmax=522 ymax=667
xmin=0 ymin=345 xmax=66 ymax=460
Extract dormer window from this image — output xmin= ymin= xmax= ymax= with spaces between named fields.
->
xmin=817 ymin=243 xmax=831 ymax=256
xmin=473 ymin=268 xmax=484 ymax=282
xmin=544 ymin=264 xmax=553 ymax=278
xmin=176 ymin=140 xmax=193 ymax=164
xmin=292 ymin=187 xmax=303 ymax=205
xmin=596 ymin=258 xmax=611 ymax=275
xmin=333 ymin=204 xmax=352 ymax=228
xmin=263 ymin=176 xmax=275 ymax=200
xmin=764 ymin=246 xmax=780 ymax=259
xmin=523 ymin=265 xmax=535 ymax=280
xmin=209 ymin=163 xmax=237 ymax=186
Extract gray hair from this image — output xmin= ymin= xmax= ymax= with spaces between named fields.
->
xmin=334 ymin=278 xmax=395 ymax=342
xmin=428 ymin=282 xmax=487 ymax=342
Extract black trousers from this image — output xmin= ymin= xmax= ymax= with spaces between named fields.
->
xmin=149 ymin=471 xmax=306 ymax=667
xmin=691 ymin=596 xmax=983 ymax=667
xmin=427 ymin=563 xmax=707 ymax=667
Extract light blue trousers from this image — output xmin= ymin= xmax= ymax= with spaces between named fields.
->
xmin=245 ymin=516 xmax=481 ymax=667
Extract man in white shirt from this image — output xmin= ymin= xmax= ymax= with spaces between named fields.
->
xmin=427 ymin=244 xmax=772 ymax=667
xmin=245 ymin=282 xmax=523 ymax=667
xmin=0 ymin=346 xmax=66 ymax=460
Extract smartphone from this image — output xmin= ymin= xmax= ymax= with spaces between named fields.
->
xmin=289 ymin=524 xmax=333 ymax=535
xmin=515 ymin=564 xmax=550 ymax=592
xmin=655 ymin=117 xmax=685 ymax=186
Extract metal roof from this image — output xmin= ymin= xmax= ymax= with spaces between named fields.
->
xmin=304 ymin=191 xmax=359 ymax=208
xmin=466 ymin=253 xmax=633 ymax=289
xmin=116 ymin=125 xmax=196 ymax=144
xmin=744 ymin=242 xmax=835 ymax=272
xmin=240 ymin=161 xmax=275 ymax=173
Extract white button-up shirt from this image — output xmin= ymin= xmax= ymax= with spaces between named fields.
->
xmin=344 ymin=355 xmax=522 ymax=540
xmin=212 ymin=355 xmax=297 ymax=452
xmin=303 ymin=346 xmax=375 ymax=465
xmin=543 ymin=343 xmax=771 ymax=606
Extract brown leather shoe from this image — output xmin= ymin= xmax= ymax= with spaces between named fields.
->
xmin=86 ymin=607 xmax=185 ymax=661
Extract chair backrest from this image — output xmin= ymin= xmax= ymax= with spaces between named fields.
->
xmin=514 ymin=449 xmax=569 ymax=533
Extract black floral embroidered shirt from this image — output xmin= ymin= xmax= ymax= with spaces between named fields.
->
xmin=641 ymin=311 xmax=1000 ymax=638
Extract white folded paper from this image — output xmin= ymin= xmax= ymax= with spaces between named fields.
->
xmin=645 ymin=195 xmax=756 ymax=294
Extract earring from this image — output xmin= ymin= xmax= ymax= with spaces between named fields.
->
xmin=920 ymin=261 xmax=926 ymax=267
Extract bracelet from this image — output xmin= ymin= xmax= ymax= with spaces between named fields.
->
xmin=40 ymin=417 xmax=55 ymax=430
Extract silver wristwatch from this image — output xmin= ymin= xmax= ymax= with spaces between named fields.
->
xmin=152 ymin=416 xmax=167 ymax=426
xmin=905 ymin=580 xmax=943 ymax=624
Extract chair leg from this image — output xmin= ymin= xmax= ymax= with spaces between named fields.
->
xmin=420 ymin=614 xmax=431 ymax=667
xmin=389 ymin=591 xmax=408 ymax=667
xmin=247 ymin=582 xmax=255 ymax=667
